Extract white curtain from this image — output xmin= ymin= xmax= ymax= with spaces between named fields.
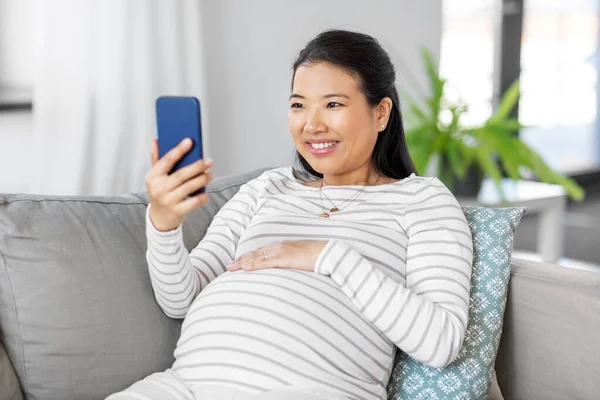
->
xmin=31 ymin=0 xmax=207 ymax=195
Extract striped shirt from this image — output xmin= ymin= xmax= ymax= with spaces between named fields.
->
xmin=145 ymin=166 xmax=473 ymax=400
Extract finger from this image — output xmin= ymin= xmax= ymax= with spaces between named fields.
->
xmin=171 ymin=171 xmax=213 ymax=201
xmin=172 ymin=192 xmax=210 ymax=216
xmin=226 ymin=262 xmax=242 ymax=272
xmin=241 ymin=249 xmax=275 ymax=271
xmin=163 ymin=160 xmax=213 ymax=198
xmin=151 ymin=138 xmax=159 ymax=166
xmin=177 ymin=156 xmax=213 ymax=176
xmin=226 ymin=251 xmax=254 ymax=271
xmin=155 ymin=138 xmax=193 ymax=176
xmin=226 ymin=254 xmax=247 ymax=271
xmin=168 ymin=158 xmax=213 ymax=186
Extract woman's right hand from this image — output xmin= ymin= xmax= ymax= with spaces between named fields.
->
xmin=145 ymin=137 xmax=214 ymax=232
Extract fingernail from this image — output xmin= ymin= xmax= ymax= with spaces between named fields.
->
xmin=205 ymin=158 xmax=213 ymax=166
xmin=184 ymin=138 xmax=192 ymax=146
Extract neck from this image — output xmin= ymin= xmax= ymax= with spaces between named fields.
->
xmin=321 ymin=165 xmax=378 ymax=187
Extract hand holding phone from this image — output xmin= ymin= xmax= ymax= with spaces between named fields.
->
xmin=145 ymin=96 xmax=214 ymax=232
xmin=146 ymin=137 xmax=214 ymax=232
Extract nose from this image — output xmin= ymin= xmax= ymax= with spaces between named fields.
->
xmin=304 ymin=109 xmax=325 ymax=134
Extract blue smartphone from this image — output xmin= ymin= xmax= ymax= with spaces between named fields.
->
xmin=155 ymin=96 xmax=205 ymax=196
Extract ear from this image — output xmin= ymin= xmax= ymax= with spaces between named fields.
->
xmin=376 ymin=97 xmax=393 ymax=131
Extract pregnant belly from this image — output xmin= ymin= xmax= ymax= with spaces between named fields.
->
xmin=171 ymin=269 xmax=393 ymax=395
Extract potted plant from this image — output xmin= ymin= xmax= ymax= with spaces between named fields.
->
xmin=403 ymin=48 xmax=585 ymax=201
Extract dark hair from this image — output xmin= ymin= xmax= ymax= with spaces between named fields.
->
xmin=292 ymin=29 xmax=417 ymax=180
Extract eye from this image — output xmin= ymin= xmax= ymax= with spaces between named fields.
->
xmin=327 ymin=102 xmax=342 ymax=108
xmin=290 ymin=103 xmax=304 ymax=109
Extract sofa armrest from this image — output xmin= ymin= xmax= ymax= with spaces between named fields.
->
xmin=495 ymin=258 xmax=600 ymax=400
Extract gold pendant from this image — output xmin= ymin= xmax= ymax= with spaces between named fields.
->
xmin=319 ymin=212 xmax=330 ymax=218
xmin=329 ymin=207 xmax=339 ymax=213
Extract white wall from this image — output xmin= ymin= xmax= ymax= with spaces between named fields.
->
xmin=0 ymin=0 xmax=441 ymax=193
xmin=0 ymin=0 xmax=37 ymax=87
xmin=0 ymin=112 xmax=33 ymax=193
xmin=0 ymin=0 xmax=37 ymax=194
xmin=199 ymin=0 xmax=442 ymax=177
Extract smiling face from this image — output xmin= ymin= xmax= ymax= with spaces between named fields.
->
xmin=289 ymin=62 xmax=389 ymax=184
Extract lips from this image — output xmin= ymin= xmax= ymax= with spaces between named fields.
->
xmin=306 ymin=141 xmax=339 ymax=156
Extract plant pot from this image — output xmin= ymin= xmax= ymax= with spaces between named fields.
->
xmin=451 ymin=165 xmax=484 ymax=198
xmin=437 ymin=154 xmax=485 ymax=197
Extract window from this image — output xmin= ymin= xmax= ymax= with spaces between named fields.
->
xmin=440 ymin=0 xmax=496 ymax=126
xmin=441 ymin=0 xmax=600 ymax=174
xmin=519 ymin=0 xmax=599 ymax=173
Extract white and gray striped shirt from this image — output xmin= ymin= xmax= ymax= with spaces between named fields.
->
xmin=145 ymin=166 xmax=473 ymax=400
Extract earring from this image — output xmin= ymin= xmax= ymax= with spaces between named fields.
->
xmin=381 ymin=124 xmax=385 ymax=129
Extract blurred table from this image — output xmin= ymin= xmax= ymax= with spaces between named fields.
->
xmin=457 ymin=179 xmax=567 ymax=264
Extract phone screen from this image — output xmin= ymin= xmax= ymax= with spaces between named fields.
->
xmin=155 ymin=96 xmax=205 ymax=194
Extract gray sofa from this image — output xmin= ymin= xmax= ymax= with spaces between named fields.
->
xmin=1 ymin=168 xmax=599 ymax=400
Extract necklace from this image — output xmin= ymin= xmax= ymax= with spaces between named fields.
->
xmin=317 ymin=176 xmax=381 ymax=218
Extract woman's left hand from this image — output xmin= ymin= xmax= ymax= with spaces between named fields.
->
xmin=226 ymin=240 xmax=328 ymax=272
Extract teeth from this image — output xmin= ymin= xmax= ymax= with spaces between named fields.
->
xmin=310 ymin=141 xmax=337 ymax=149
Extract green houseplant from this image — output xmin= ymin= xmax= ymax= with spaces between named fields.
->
xmin=403 ymin=48 xmax=585 ymax=201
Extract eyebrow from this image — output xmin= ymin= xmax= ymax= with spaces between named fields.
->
xmin=289 ymin=93 xmax=350 ymax=100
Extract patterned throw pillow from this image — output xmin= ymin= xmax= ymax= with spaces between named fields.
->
xmin=387 ymin=206 xmax=527 ymax=400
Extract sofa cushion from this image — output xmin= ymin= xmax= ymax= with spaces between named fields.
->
xmin=387 ymin=207 xmax=526 ymax=400
xmin=0 ymin=168 xmax=268 ymax=400
xmin=0 ymin=340 xmax=23 ymax=400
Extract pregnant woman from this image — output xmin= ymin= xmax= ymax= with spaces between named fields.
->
xmin=107 ymin=29 xmax=473 ymax=400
